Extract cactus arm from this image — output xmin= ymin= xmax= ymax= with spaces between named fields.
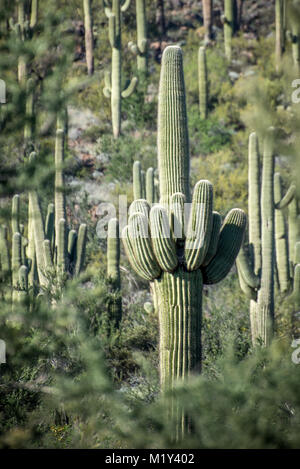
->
xmin=202 ymin=211 xmax=222 ymax=266
xmin=30 ymin=0 xmax=38 ymax=29
xmin=107 ymin=218 xmax=120 ymax=285
xmin=108 ymin=12 xmax=116 ymax=47
xmin=45 ymin=203 xmax=54 ymax=245
xmin=129 ymin=199 xmax=150 ymax=218
xmin=236 ymin=245 xmax=260 ymax=289
xmin=103 ymin=70 xmax=112 ymax=97
xmin=198 ymin=46 xmax=208 ymax=119
xmin=146 ymin=167 xmax=155 ymax=205
xmin=54 ymin=129 xmax=66 ymax=251
xmin=121 ymin=76 xmax=138 ymax=98
xmin=57 ymin=218 xmax=67 ymax=275
xmin=121 ymin=0 xmax=131 ymax=12
xmin=158 ymin=46 xmax=190 ymax=205
xmin=68 ymin=229 xmax=77 ymax=266
xmin=290 ymin=264 xmax=300 ymax=307
xmin=224 ymin=0 xmax=234 ymax=61
xmin=274 ymin=172 xmax=291 ymax=293
xmin=288 ymin=198 xmax=300 ymax=265
xmin=248 ymin=132 xmax=262 ymax=276
xmin=149 ymin=205 xmax=178 ymax=272
xmin=122 ymin=225 xmax=153 ymax=280
xmin=202 ymin=208 xmax=247 ymax=285
xmin=275 ymin=183 xmax=296 ymax=209
xmin=74 ymin=224 xmax=87 ymax=277
xmin=237 ymin=262 xmax=257 ymax=301
xmin=43 ymin=239 xmax=54 ymax=271
xmin=185 ymin=180 xmax=213 ymax=271
xmin=18 ymin=265 xmax=28 ymax=301
xmin=0 ymin=226 xmax=11 ymax=273
xmin=128 ymin=213 xmax=161 ymax=280
xmin=12 ymin=194 xmax=20 ymax=235
xmin=133 ymin=161 xmax=143 ymax=200
xmin=83 ymin=0 xmax=94 ymax=76
xmin=12 ymin=232 xmax=22 ymax=289
xmin=170 ymin=192 xmax=186 ymax=243
xmin=136 ymin=0 xmax=148 ymax=71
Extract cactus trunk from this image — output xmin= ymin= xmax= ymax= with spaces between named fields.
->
xmin=136 ymin=0 xmax=148 ymax=73
xmin=83 ymin=0 xmax=94 ymax=76
xmin=202 ymin=0 xmax=213 ymax=42
xmin=198 ymin=46 xmax=208 ymax=119
xmin=224 ymin=0 xmax=234 ymax=61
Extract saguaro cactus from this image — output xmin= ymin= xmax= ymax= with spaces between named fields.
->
xmin=123 ymin=46 xmax=246 ymax=396
xmin=129 ymin=0 xmax=148 ymax=73
xmin=224 ymin=0 xmax=234 ymax=61
xmin=103 ymin=0 xmax=138 ymax=138
xmin=202 ymin=0 xmax=213 ymax=43
xmin=198 ymin=46 xmax=208 ymax=119
xmin=289 ymin=0 xmax=300 ymax=72
xmin=236 ymin=132 xmax=295 ymax=346
xmin=83 ymin=0 xmax=94 ymax=75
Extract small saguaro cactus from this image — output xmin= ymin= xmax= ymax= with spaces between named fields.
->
xmin=223 ymin=0 xmax=234 ymax=61
xmin=107 ymin=218 xmax=122 ymax=327
xmin=202 ymin=0 xmax=213 ymax=43
xmin=236 ymin=132 xmax=295 ymax=346
xmin=123 ymin=46 xmax=246 ymax=397
xmin=198 ymin=46 xmax=208 ymax=119
xmin=133 ymin=161 xmax=158 ymax=204
xmin=83 ymin=0 xmax=94 ymax=75
xmin=128 ymin=0 xmax=148 ymax=73
xmin=103 ymin=0 xmax=138 ymax=138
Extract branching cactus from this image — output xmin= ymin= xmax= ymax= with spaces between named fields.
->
xmin=107 ymin=218 xmax=122 ymax=327
xmin=83 ymin=0 xmax=94 ymax=75
xmin=202 ymin=0 xmax=213 ymax=43
xmin=103 ymin=0 xmax=138 ymax=138
xmin=122 ymin=46 xmax=246 ymax=394
xmin=236 ymin=132 xmax=295 ymax=346
xmin=198 ymin=46 xmax=208 ymax=119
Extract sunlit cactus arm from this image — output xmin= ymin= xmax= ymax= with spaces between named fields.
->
xmin=291 ymin=264 xmax=300 ymax=309
xmin=236 ymin=244 xmax=260 ymax=289
xmin=121 ymin=0 xmax=131 ymax=12
xmin=146 ymin=167 xmax=155 ymax=205
xmin=43 ymin=239 xmax=54 ymax=272
xmin=185 ymin=180 xmax=213 ymax=271
xmin=275 ymin=0 xmax=285 ymax=71
xmin=198 ymin=46 xmax=208 ymax=119
xmin=237 ymin=262 xmax=257 ymax=301
xmin=203 ymin=0 xmax=213 ymax=42
xmin=122 ymin=225 xmax=152 ymax=280
xmin=107 ymin=218 xmax=120 ymax=285
xmin=224 ymin=0 xmax=234 ymax=61
xmin=24 ymin=77 xmax=35 ymax=151
xmin=18 ymin=265 xmax=28 ymax=302
xmin=248 ymin=131 xmax=261 ymax=276
xmin=135 ymin=0 xmax=148 ymax=72
xmin=133 ymin=161 xmax=143 ymax=200
xmin=12 ymin=232 xmax=22 ymax=302
xmin=288 ymin=198 xmax=300 ymax=265
xmin=275 ymin=182 xmax=296 ymax=209
xmin=170 ymin=192 xmax=186 ymax=243
xmin=74 ymin=223 xmax=87 ymax=277
xmin=129 ymin=198 xmax=150 ymax=218
xmin=30 ymin=0 xmax=38 ymax=29
xmin=149 ymin=205 xmax=178 ymax=272
xmin=45 ymin=203 xmax=54 ymax=245
xmin=103 ymin=70 xmax=112 ymax=97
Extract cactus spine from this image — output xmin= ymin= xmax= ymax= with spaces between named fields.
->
xmin=237 ymin=132 xmax=295 ymax=346
xmin=83 ymin=0 xmax=94 ymax=76
xmin=103 ymin=0 xmax=138 ymax=138
xmin=123 ymin=47 xmax=246 ymax=399
xmin=202 ymin=0 xmax=213 ymax=43
xmin=198 ymin=46 xmax=208 ymax=119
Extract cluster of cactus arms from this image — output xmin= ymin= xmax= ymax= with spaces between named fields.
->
xmin=83 ymin=0 xmax=94 ymax=76
xmin=133 ymin=161 xmax=159 ymax=204
xmin=103 ymin=0 xmax=138 ymax=138
xmin=122 ymin=46 xmax=246 ymax=396
xmin=128 ymin=0 xmax=148 ymax=74
xmin=107 ymin=218 xmax=122 ymax=327
xmin=198 ymin=46 xmax=208 ymax=119
xmin=236 ymin=132 xmax=296 ymax=346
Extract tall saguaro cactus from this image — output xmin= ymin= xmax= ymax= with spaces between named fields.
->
xmin=123 ymin=46 xmax=246 ymax=396
xmin=236 ymin=132 xmax=295 ymax=346
xmin=198 ymin=46 xmax=208 ymax=119
xmin=202 ymin=0 xmax=213 ymax=43
xmin=103 ymin=0 xmax=138 ymax=138
xmin=83 ymin=0 xmax=94 ymax=75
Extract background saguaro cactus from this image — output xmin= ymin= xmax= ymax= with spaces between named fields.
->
xmin=237 ymin=132 xmax=295 ymax=346
xmin=123 ymin=47 xmax=246 ymax=402
xmin=129 ymin=0 xmax=148 ymax=73
xmin=224 ymin=0 xmax=235 ymax=61
xmin=103 ymin=0 xmax=138 ymax=138
xmin=202 ymin=0 xmax=213 ymax=43
xmin=275 ymin=0 xmax=286 ymax=71
xmin=83 ymin=0 xmax=94 ymax=76
xmin=107 ymin=217 xmax=122 ymax=327
xmin=198 ymin=46 xmax=208 ymax=119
